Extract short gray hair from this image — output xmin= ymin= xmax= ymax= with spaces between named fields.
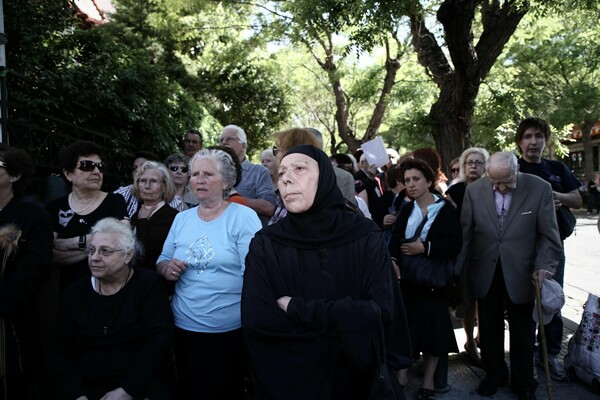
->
xmin=90 ymin=217 xmax=141 ymax=261
xmin=220 ymin=124 xmax=247 ymax=144
xmin=164 ymin=152 xmax=190 ymax=167
xmin=131 ymin=161 xmax=176 ymax=203
xmin=190 ymin=149 xmax=238 ymax=199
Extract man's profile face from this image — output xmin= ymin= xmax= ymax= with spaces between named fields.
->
xmin=183 ymin=133 xmax=202 ymax=157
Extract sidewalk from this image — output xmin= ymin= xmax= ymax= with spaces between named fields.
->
xmin=400 ymin=211 xmax=600 ymax=399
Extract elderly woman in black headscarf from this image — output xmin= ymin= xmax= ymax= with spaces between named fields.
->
xmin=241 ymin=145 xmax=411 ymax=400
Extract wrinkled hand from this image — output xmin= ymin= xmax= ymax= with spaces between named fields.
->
xmin=161 ymin=258 xmax=187 ymax=281
xmin=100 ymin=387 xmax=132 ymax=400
xmin=534 ymin=269 xmax=554 ymax=287
xmin=277 ymin=296 xmax=291 ymax=313
xmin=400 ymin=238 xmax=425 ymax=256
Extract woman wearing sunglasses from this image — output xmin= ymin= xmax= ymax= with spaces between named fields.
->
xmin=46 ymin=140 xmax=129 ymax=292
xmin=164 ymin=153 xmax=198 ymax=210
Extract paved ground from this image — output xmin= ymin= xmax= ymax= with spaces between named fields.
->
xmin=401 ymin=211 xmax=600 ymax=400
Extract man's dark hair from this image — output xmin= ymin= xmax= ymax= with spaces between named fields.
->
xmin=515 ymin=117 xmax=551 ymax=152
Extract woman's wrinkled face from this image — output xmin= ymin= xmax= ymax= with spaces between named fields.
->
xmin=87 ymin=232 xmax=132 ymax=281
xmin=65 ymin=154 xmax=103 ymax=191
xmin=278 ymin=153 xmax=319 ymax=213
xmin=464 ymin=152 xmax=485 ymax=182
xmin=138 ymin=168 xmax=165 ymax=205
xmin=190 ymin=158 xmax=227 ymax=203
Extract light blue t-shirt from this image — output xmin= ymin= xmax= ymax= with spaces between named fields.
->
xmin=157 ymin=203 xmax=262 ymax=333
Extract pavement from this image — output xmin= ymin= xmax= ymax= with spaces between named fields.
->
xmin=401 ymin=210 xmax=600 ymax=400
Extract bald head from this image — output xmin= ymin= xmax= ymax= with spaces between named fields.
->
xmin=488 ymin=152 xmax=518 ymax=194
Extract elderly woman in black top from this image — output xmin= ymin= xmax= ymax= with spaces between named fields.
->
xmin=54 ymin=217 xmax=174 ymax=400
xmin=130 ymin=161 xmax=178 ymax=271
xmin=0 ymin=146 xmax=54 ymax=398
xmin=242 ymin=145 xmax=411 ymax=400
xmin=47 ymin=140 xmax=129 ymax=291
xmin=389 ymin=158 xmax=462 ymax=400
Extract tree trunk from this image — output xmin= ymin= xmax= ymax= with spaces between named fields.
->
xmin=581 ymin=120 xmax=595 ymax=181
xmin=409 ymin=0 xmax=528 ymax=170
xmin=363 ymin=57 xmax=401 ymax=144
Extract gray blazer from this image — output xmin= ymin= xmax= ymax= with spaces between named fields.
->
xmin=455 ymin=173 xmax=562 ymax=304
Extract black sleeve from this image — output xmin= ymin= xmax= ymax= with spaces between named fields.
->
xmin=425 ymin=202 xmax=463 ymax=259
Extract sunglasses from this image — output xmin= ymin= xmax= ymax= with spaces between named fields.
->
xmin=451 ymin=168 xmax=459 ymax=173
xmin=169 ymin=166 xmax=189 ymax=173
xmin=272 ymin=146 xmax=279 ymax=157
xmin=78 ymin=160 xmax=104 ymax=173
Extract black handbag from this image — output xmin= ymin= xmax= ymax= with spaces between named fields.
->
xmin=399 ymin=215 xmax=453 ymax=289
xmin=368 ymin=302 xmax=406 ymax=400
xmin=556 ymin=205 xmax=576 ymax=240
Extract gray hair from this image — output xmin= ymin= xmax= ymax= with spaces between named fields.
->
xmin=90 ymin=217 xmax=141 ymax=261
xmin=131 ymin=161 xmax=176 ymax=203
xmin=458 ymin=147 xmax=490 ymax=182
xmin=164 ymin=152 xmax=190 ymax=167
xmin=261 ymin=148 xmax=274 ymax=159
xmin=189 ymin=149 xmax=237 ymax=199
xmin=220 ymin=124 xmax=247 ymax=144
xmin=487 ymin=152 xmax=518 ymax=175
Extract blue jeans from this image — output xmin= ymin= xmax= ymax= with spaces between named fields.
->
xmin=535 ymin=245 xmax=565 ymax=356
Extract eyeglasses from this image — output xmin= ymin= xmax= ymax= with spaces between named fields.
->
xmin=451 ymin=168 xmax=459 ymax=173
xmin=138 ymin=178 xmax=162 ymax=186
xmin=219 ymin=136 xmax=241 ymax=144
xmin=85 ymin=247 xmax=125 ymax=257
xmin=272 ymin=146 xmax=279 ymax=157
xmin=78 ymin=160 xmax=104 ymax=172
xmin=466 ymin=160 xmax=484 ymax=167
xmin=0 ymin=160 xmax=7 ymax=169
xmin=169 ymin=166 xmax=189 ymax=173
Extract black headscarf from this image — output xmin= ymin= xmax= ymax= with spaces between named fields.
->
xmin=261 ymin=145 xmax=378 ymax=249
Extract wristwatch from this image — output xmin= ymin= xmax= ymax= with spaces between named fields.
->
xmin=78 ymin=235 xmax=86 ymax=250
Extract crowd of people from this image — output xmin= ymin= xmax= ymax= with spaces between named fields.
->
xmin=0 ymin=117 xmax=583 ymax=400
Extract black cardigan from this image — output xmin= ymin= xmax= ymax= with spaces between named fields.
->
xmin=388 ymin=197 xmax=462 ymax=261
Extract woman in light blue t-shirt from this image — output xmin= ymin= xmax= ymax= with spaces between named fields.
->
xmin=157 ymin=149 xmax=261 ymax=400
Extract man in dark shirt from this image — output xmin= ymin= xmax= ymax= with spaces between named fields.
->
xmin=515 ymin=117 xmax=582 ymax=381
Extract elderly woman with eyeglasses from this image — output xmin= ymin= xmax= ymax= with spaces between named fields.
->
xmin=54 ymin=217 xmax=175 ymax=400
xmin=130 ymin=161 xmax=178 ymax=271
xmin=157 ymin=149 xmax=262 ymax=399
xmin=445 ymin=147 xmax=490 ymax=364
xmin=47 ymin=141 xmax=129 ymax=293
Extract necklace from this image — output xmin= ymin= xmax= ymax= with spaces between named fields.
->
xmin=69 ymin=191 xmax=100 ymax=214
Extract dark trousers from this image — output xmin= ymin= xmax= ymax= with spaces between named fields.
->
xmin=174 ymin=327 xmax=246 ymax=400
xmin=478 ymin=261 xmax=535 ymax=393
